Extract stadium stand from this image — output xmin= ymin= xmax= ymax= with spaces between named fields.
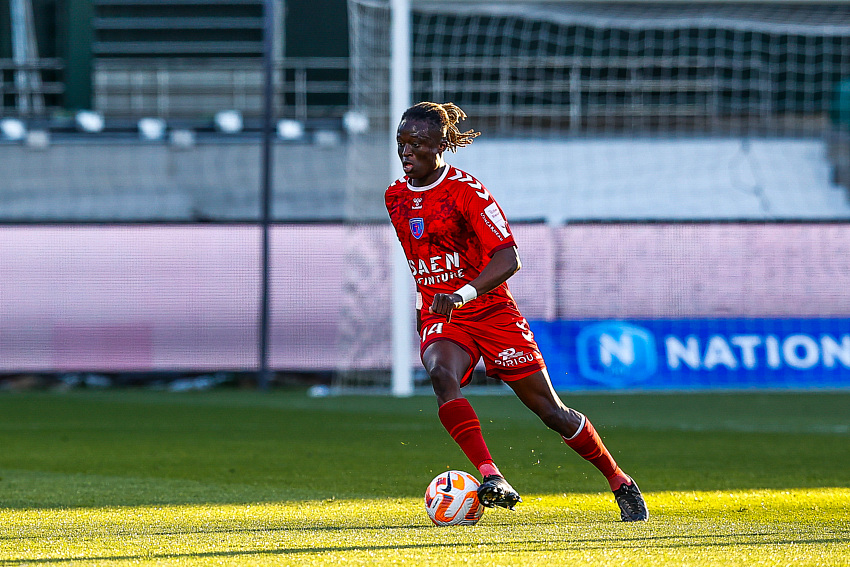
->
xmin=1 ymin=136 xmax=849 ymax=222
xmin=2 ymin=0 xmax=850 ymax=387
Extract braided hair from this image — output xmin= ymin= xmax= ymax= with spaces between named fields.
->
xmin=400 ymin=102 xmax=480 ymax=152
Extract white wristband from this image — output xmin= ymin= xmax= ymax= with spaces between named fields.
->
xmin=454 ymin=284 xmax=478 ymax=306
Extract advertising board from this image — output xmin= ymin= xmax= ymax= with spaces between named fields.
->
xmin=532 ymin=319 xmax=850 ymax=390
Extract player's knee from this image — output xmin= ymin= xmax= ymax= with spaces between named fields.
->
xmin=427 ymin=362 xmax=462 ymax=394
xmin=428 ymin=362 xmax=458 ymax=385
xmin=537 ymin=406 xmax=573 ymax=434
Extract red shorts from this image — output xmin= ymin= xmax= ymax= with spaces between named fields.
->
xmin=419 ymin=301 xmax=546 ymax=387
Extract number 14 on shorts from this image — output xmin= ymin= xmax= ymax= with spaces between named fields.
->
xmin=422 ymin=322 xmax=444 ymax=339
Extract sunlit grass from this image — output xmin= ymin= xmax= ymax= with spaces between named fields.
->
xmin=2 ymin=488 xmax=847 ymax=566
xmin=0 ymin=389 xmax=847 ymax=565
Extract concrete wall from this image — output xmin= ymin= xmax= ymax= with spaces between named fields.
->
xmin=0 ymin=137 xmax=389 ymax=221
xmin=2 ymin=136 xmax=848 ymax=223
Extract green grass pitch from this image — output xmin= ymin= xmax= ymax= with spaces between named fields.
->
xmin=0 ymin=389 xmax=848 ymax=566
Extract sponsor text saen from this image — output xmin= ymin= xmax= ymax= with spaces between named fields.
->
xmin=408 ymin=251 xmax=466 ymax=286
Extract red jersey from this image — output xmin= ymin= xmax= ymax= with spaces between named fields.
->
xmin=385 ymin=165 xmax=517 ymax=317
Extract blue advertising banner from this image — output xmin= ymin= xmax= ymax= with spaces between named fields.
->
xmin=529 ymin=319 xmax=850 ymax=391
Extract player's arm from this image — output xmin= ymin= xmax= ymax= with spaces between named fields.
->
xmin=429 ymin=246 xmax=521 ymax=322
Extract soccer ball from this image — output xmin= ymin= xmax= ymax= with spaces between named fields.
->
xmin=424 ymin=470 xmax=484 ymax=526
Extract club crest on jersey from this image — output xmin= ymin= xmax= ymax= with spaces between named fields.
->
xmin=409 ymin=218 xmax=425 ymax=239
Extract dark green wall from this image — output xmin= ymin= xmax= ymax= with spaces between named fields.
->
xmin=33 ymin=0 xmax=59 ymax=57
xmin=63 ymin=0 xmax=93 ymax=110
xmin=3 ymin=0 xmax=350 ymax=111
xmin=0 ymin=1 xmax=10 ymax=59
xmin=285 ymin=0 xmax=348 ymax=57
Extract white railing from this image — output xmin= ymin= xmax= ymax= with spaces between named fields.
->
xmin=93 ymin=57 xmax=350 ymax=121
xmin=0 ymin=59 xmax=65 ymax=116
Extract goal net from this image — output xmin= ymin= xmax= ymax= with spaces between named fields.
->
xmin=350 ymin=1 xmax=850 ymax=138
xmin=336 ymin=0 xmax=850 ymax=393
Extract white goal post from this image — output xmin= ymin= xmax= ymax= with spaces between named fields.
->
xmin=389 ymin=0 xmax=414 ymax=396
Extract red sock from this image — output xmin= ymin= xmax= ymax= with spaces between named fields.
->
xmin=563 ymin=415 xmax=630 ymax=491
xmin=438 ymin=398 xmax=500 ymax=478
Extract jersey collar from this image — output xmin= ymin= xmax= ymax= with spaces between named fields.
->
xmin=407 ymin=164 xmax=451 ymax=192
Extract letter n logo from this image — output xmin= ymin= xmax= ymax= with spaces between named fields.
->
xmin=576 ymin=322 xmax=657 ymax=388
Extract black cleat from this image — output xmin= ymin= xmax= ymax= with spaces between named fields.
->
xmin=613 ymin=480 xmax=649 ymax=522
xmin=477 ymin=475 xmax=522 ymax=510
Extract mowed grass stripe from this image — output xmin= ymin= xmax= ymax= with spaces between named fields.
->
xmin=0 ymin=390 xmax=847 ymax=565
xmin=0 ymin=390 xmax=847 ymax=504
xmin=1 ymin=489 xmax=847 ymax=566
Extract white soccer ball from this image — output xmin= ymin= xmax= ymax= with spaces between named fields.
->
xmin=424 ymin=470 xmax=484 ymax=526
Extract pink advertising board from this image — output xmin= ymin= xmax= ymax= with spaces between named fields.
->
xmin=1 ymin=223 xmax=847 ymax=373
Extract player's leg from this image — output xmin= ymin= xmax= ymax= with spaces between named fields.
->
xmin=422 ymin=339 xmax=468 ymax=405
xmin=423 ymin=340 xmax=521 ymax=510
xmin=506 ymin=369 xmax=628 ymax=486
xmin=424 ymin=340 xmax=500 ymax=478
xmin=505 ymin=368 xmax=649 ymax=521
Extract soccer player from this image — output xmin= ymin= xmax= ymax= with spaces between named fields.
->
xmin=385 ymin=102 xmax=649 ymax=521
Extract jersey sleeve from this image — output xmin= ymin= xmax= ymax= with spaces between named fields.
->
xmin=455 ymin=175 xmax=516 ymax=257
